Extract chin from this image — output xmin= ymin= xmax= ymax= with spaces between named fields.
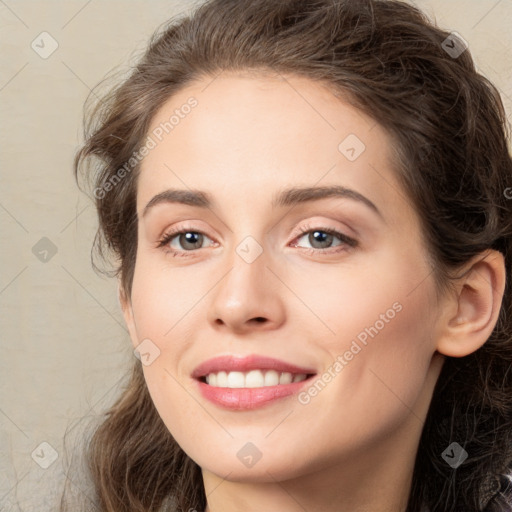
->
xmin=195 ymin=447 xmax=312 ymax=483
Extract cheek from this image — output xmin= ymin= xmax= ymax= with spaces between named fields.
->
xmin=129 ymin=258 xmax=208 ymax=434
xmin=286 ymin=244 xmax=435 ymax=357
xmin=298 ymin=245 xmax=437 ymax=415
xmin=310 ymin=268 xmax=438 ymax=444
xmin=141 ymin=364 xmax=212 ymax=466
xmin=130 ymin=254 xmax=199 ymax=341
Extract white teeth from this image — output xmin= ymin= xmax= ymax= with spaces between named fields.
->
xmin=246 ymin=370 xmax=265 ymax=388
xmin=227 ymin=371 xmax=245 ymax=388
xmin=217 ymin=371 xmax=228 ymax=387
xmin=279 ymin=372 xmax=293 ymax=384
xmin=203 ymin=370 xmax=309 ymax=388
xmin=265 ymin=370 xmax=279 ymax=386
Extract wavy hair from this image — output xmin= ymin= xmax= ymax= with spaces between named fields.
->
xmin=62 ymin=0 xmax=512 ymax=510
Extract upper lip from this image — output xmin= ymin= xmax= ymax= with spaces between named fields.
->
xmin=192 ymin=354 xmax=317 ymax=379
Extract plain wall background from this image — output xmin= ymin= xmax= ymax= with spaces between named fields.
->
xmin=1 ymin=1 xmax=511 ymax=510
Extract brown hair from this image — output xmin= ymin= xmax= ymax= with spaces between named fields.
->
xmin=63 ymin=0 xmax=512 ymax=510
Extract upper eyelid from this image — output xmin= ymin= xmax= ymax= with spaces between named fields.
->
xmin=159 ymin=222 xmax=352 ymax=239
xmin=160 ymin=216 xmax=355 ymax=237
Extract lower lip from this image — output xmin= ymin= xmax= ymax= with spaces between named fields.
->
xmin=196 ymin=377 xmax=314 ymax=410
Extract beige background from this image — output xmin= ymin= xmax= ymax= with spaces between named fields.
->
xmin=1 ymin=1 xmax=511 ymax=510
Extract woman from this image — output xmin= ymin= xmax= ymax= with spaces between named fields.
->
xmin=63 ymin=0 xmax=512 ymax=510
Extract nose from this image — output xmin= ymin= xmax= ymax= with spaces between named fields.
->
xmin=206 ymin=243 xmax=286 ymax=335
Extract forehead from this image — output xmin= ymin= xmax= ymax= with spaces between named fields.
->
xmin=137 ymin=72 xmax=411 ymax=224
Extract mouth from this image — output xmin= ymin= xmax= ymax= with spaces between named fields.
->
xmin=192 ymin=354 xmax=317 ymax=410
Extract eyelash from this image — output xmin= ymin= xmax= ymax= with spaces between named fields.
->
xmin=156 ymin=222 xmax=358 ymax=258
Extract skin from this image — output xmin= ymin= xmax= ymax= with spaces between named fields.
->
xmin=119 ymin=72 xmax=506 ymax=512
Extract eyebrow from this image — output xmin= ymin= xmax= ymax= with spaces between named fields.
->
xmin=141 ymin=185 xmax=383 ymax=220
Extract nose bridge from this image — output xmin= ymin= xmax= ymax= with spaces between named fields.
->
xmin=220 ymin=232 xmax=270 ymax=305
xmin=207 ymin=226 xmax=284 ymax=330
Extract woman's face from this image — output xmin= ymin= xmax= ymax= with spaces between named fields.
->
xmin=121 ymin=72 xmax=446 ymax=483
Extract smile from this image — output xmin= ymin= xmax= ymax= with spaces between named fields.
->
xmin=192 ymin=354 xmax=317 ymax=410
xmin=203 ymin=370 xmax=309 ymax=388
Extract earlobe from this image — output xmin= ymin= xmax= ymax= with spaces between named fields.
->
xmin=436 ymin=250 xmax=506 ymax=358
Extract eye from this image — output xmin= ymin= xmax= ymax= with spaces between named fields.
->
xmin=156 ymin=225 xmax=216 ymax=257
xmin=291 ymin=222 xmax=358 ymax=254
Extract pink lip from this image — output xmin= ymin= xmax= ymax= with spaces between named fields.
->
xmin=191 ymin=354 xmax=317 ymax=410
xmin=191 ymin=354 xmax=316 ymax=379
xmin=195 ymin=379 xmax=315 ymax=410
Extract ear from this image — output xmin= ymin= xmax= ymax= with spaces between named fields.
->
xmin=117 ymin=279 xmax=139 ymax=350
xmin=435 ymin=250 xmax=506 ymax=358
